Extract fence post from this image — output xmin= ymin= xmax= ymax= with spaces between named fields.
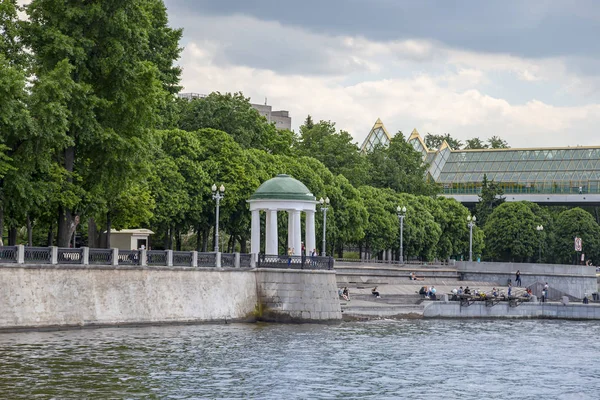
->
xmin=250 ymin=253 xmax=257 ymax=268
xmin=140 ymin=249 xmax=147 ymax=266
xmin=17 ymin=245 xmax=25 ymax=264
xmin=215 ymin=252 xmax=222 ymax=268
xmin=234 ymin=252 xmax=240 ymax=268
xmin=82 ymin=247 xmax=89 ymax=265
xmin=111 ymin=248 xmax=119 ymax=266
xmin=191 ymin=251 xmax=198 ymax=267
xmin=166 ymin=250 xmax=173 ymax=267
xmin=51 ymin=246 xmax=58 ymax=265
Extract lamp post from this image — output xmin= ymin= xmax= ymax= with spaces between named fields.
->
xmin=536 ymin=225 xmax=544 ymax=262
xmin=212 ymin=184 xmax=225 ymax=252
xmin=467 ymin=215 xmax=476 ymax=262
xmin=396 ymin=205 xmax=407 ymax=263
xmin=319 ymin=197 xmax=330 ymax=256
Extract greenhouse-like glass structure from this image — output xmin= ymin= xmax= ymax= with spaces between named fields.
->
xmin=360 ymin=118 xmax=392 ymax=153
xmin=407 ymin=129 xmax=600 ymax=196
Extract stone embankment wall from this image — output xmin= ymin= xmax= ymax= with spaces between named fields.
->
xmin=457 ymin=262 xmax=596 ymax=299
xmin=255 ymin=268 xmax=341 ymax=322
xmin=424 ymin=301 xmax=600 ymax=320
xmin=0 ymin=265 xmax=341 ymax=331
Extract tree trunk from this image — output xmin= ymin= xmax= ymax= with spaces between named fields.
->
xmin=27 ymin=215 xmax=33 ymax=246
xmin=240 ymin=236 xmax=248 ymax=253
xmin=105 ymin=211 xmax=112 ymax=248
xmin=175 ymin=227 xmax=181 ymax=251
xmin=201 ymin=228 xmax=208 ymax=252
xmin=168 ymin=225 xmax=174 ymax=250
xmin=196 ymin=224 xmax=202 ymax=251
xmin=8 ymin=226 xmax=17 ymax=245
xmin=88 ymin=218 xmax=98 ymax=248
xmin=57 ymin=146 xmax=76 ymax=247
xmin=0 ymin=204 xmax=3 ymax=246
xmin=47 ymin=221 xmax=54 ymax=247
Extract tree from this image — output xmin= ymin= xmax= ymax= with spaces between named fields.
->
xmin=178 ymin=92 xmax=293 ymax=155
xmin=424 ymin=133 xmax=462 ymax=150
xmin=302 ymin=115 xmax=314 ymax=130
xmin=550 ymin=208 xmax=600 ymax=265
xmin=23 ymin=0 xmax=182 ymax=246
xmin=475 ymin=174 xmax=505 ymax=227
xmin=366 ymin=132 xmax=439 ymax=195
xmin=488 ymin=136 xmax=509 ymax=149
xmin=464 ymin=137 xmax=488 ymax=150
xmin=296 ymin=120 xmax=369 ymax=187
xmin=484 ymin=202 xmax=543 ymax=262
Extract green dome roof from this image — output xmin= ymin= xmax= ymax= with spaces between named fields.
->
xmin=250 ymin=174 xmax=315 ymax=201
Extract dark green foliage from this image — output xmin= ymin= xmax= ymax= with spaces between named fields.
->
xmin=424 ymin=133 xmax=462 ymax=150
xmin=550 ymin=208 xmax=600 ymax=265
xmin=476 ymin=174 xmax=505 ymax=227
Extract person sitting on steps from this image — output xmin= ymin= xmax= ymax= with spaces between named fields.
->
xmin=372 ymin=286 xmax=381 ymax=298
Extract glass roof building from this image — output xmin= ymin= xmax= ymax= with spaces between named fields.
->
xmin=405 ymin=128 xmax=600 ymax=205
xmin=360 ymin=118 xmax=392 ymax=153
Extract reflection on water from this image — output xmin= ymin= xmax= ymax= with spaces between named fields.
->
xmin=0 ymin=320 xmax=599 ymax=399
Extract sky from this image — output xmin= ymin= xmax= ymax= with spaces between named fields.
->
xmin=48 ymin=1 xmax=600 ymax=148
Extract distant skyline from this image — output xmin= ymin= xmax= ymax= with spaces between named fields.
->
xmin=170 ymin=1 xmax=600 ymax=147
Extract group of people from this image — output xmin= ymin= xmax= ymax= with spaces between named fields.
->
xmin=418 ymin=286 xmax=437 ymax=299
xmin=338 ymin=286 xmax=382 ymax=301
xmin=287 ymin=244 xmax=320 ymax=266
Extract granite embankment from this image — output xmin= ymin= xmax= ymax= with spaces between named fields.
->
xmin=0 ymin=264 xmax=341 ymax=331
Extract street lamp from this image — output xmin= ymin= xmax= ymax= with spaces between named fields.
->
xmin=536 ymin=225 xmax=544 ymax=262
xmin=319 ymin=197 xmax=330 ymax=256
xmin=396 ymin=205 xmax=407 ymax=264
xmin=467 ymin=215 xmax=476 ymax=262
xmin=212 ymin=184 xmax=225 ymax=252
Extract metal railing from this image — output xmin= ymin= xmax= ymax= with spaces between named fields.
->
xmin=118 ymin=250 xmax=140 ymax=265
xmin=0 ymin=246 xmax=254 ymax=269
xmin=198 ymin=252 xmax=217 ymax=267
xmin=173 ymin=251 xmax=192 ymax=266
xmin=57 ymin=248 xmax=83 ymax=264
xmin=147 ymin=250 xmax=167 ymax=266
xmin=221 ymin=253 xmax=235 ymax=268
xmin=24 ymin=247 xmax=51 ymax=264
xmin=257 ymin=254 xmax=334 ymax=270
xmin=89 ymin=249 xmax=113 ymax=265
xmin=240 ymin=253 xmax=252 ymax=268
xmin=0 ymin=246 xmax=17 ymax=263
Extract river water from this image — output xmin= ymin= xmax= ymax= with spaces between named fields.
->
xmin=0 ymin=320 xmax=598 ymax=399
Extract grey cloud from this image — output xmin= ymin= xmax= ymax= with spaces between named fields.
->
xmin=165 ymin=0 xmax=600 ymax=59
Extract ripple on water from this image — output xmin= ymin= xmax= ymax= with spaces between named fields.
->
xmin=0 ymin=320 xmax=599 ymax=398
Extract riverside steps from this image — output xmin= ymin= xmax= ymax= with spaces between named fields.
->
xmin=333 ymin=260 xmax=598 ymax=320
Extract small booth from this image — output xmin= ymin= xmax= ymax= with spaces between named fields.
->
xmin=109 ymin=229 xmax=154 ymax=250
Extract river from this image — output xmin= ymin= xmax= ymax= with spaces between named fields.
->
xmin=0 ymin=320 xmax=598 ymax=399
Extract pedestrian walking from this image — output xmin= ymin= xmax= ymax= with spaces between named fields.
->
xmin=515 ymin=270 xmax=522 ymax=287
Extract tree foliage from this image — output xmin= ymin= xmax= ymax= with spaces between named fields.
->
xmin=424 ymin=133 xmax=462 ymax=150
xmin=476 ymin=174 xmax=505 ymax=227
xmin=550 ymin=208 xmax=600 ymax=265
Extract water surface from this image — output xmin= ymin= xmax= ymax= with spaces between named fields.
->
xmin=0 ymin=320 xmax=598 ymax=399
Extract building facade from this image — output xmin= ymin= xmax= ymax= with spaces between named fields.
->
xmin=251 ymin=103 xmax=292 ymax=131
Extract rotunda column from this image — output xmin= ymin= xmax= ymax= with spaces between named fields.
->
xmin=251 ymin=209 xmax=260 ymax=261
xmin=293 ymin=210 xmax=301 ymax=255
xmin=265 ymin=209 xmax=278 ymax=255
xmin=287 ymin=210 xmax=294 ymax=253
xmin=305 ymin=210 xmax=315 ymax=256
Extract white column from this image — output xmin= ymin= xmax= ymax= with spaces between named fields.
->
xmin=305 ymin=210 xmax=315 ymax=256
xmin=265 ymin=209 xmax=278 ymax=255
xmin=287 ymin=211 xmax=294 ymax=252
xmin=251 ymin=209 xmax=260 ymax=260
xmin=293 ymin=210 xmax=302 ymax=255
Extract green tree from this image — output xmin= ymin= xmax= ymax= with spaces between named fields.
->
xmin=296 ymin=120 xmax=369 ymax=186
xmin=23 ymin=0 xmax=182 ymax=246
xmin=483 ymin=202 xmax=543 ymax=262
xmin=550 ymin=208 xmax=600 ymax=265
xmin=424 ymin=133 xmax=462 ymax=150
xmin=464 ymin=137 xmax=488 ymax=150
xmin=488 ymin=136 xmax=509 ymax=149
xmin=475 ymin=174 xmax=505 ymax=227
xmin=366 ymin=132 xmax=439 ymax=195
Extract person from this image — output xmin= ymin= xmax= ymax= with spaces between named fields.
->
xmin=430 ymin=286 xmax=437 ymax=300
xmin=458 ymin=286 xmax=463 ymax=295
xmin=492 ymin=288 xmax=498 ymax=297
xmin=543 ymin=282 xmax=549 ymax=302
xmin=343 ymin=287 xmax=350 ymax=301
xmin=451 ymin=288 xmax=458 ymax=301
xmin=410 ymin=272 xmax=416 ymax=280
xmin=515 ymin=270 xmax=522 ymax=287
xmin=310 ymin=248 xmax=317 ymax=266
xmin=507 ymin=282 xmax=512 ymax=297
xmin=583 ymin=294 xmax=589 ymax=304
xmin=464 ymin=286 xmax=471 ymax=295
xmin=372 ymin=286 xmax=381 ymax=298
xmin=338 ymin=288 xmax=349 ymax=301
xmin=301 ymin=242 xmax=305 ymax=255
xmin=419 ymin=286 xmax=427 ymax=298
xmin=287 ymin=247 xmax=293 ymax=266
